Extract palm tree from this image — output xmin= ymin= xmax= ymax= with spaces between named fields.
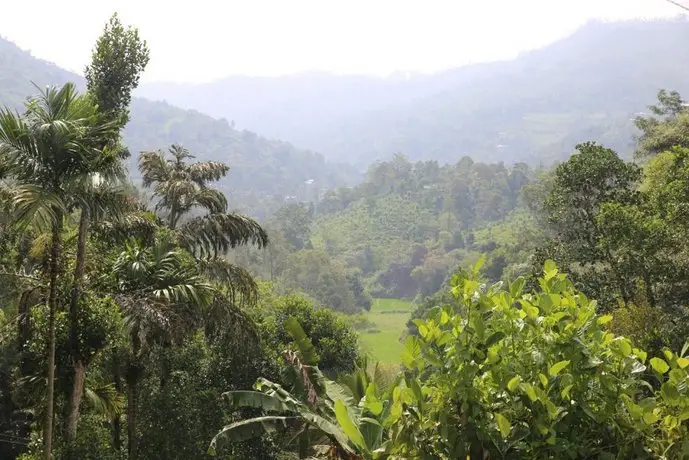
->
xmin=0 ymin=82 xmax=118 ymax=460
xmin=108 ymin=236 xmax=215 ymax=460
xmin=138 ymin=144 xmax=268 ymax=303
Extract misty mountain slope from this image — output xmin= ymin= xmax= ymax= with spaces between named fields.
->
xmin=0 ymin=37 xmax=359 ymax=217
xmin=139 ymin=18 xmax=689 ymax=166
xmin=138 ymin=71 xmax=460 ymax=149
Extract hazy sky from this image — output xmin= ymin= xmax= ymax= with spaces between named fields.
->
xmin=0 ymin=0 xmax=683 ymax=83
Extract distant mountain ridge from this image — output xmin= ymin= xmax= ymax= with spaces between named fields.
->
xmin=0 ymin=36 xmax=359 ymax=217
xmin=138 ymin=18 xmax=689 ymax=167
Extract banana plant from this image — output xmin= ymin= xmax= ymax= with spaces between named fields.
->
xmin=209 ymin=319 xmax=401 ymax=459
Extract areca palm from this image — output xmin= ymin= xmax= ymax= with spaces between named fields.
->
xmin=139 ymin=144 xmax=268 ymax=304
xmin=0 ymin=82 xmax=119 ymax=460
xmin=109 ymin=237 xmax=214 ymax=460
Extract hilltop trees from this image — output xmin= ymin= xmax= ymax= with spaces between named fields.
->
xmin=635 ymin=89 xmax=689 ymax=158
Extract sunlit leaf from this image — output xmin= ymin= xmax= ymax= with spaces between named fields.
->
xmin=507 ymin=376 xmax=521 ymax=392
xmin=334 ymin=400 xmax=366 ymax=450
xmin=520 ymin=383 xmax=538 ymax=402
xmin=539 ymin=373 xmax=549 ymax=388
xmin=596 ymin=315 xmax=613 ymax=326
xmin=543 ymin=259 xmax=558 ymax=279
xmin=494 ymin=413 xmax=511 ymax=439
xmin=549 ymin=360 xmax=570 ymax=377
xmin=649 ymin=357 xmax=669 ymax=374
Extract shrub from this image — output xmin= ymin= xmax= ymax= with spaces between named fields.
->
xmin=388 ymin=260 xmax=689 ymax=459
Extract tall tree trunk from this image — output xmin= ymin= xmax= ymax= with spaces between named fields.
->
xmin=17 ymin=290 xmax=32 ymax=351
xmin=65 ymin=210 xmax=89 ymax=441
xmin=112 ymin=353 xmax=122 ymax=451
xmin=127 ymin=371 xmax=139 ymax=460
xmin=126 ymin=339 xmax=141 ymax=460
xmin=17 ymin=289 xmax=36 ymax=376
xmin=43 ymin=219 xmax=62 ymax=460
xmin=112 ymin=416 xmax=122 ymax=451
xmin=64 ymin=361 xmax=86 ymax=441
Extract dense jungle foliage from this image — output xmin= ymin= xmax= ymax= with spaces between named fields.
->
xmin=1 ymin=12 xmax=689 ymax=460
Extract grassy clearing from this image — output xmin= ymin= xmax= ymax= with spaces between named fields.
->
xmin=357 ymin=298 xmax=414 ymax=365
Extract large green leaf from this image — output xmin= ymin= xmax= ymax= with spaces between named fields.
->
xmin=325 ymin=379 xmax=355 ymax=408
xmin=543 ymin=259 xmax=558 ymax=279
xmin=507 ymin=376 xmax=521 ymax=392
xmin=222 ymin=390 xmax=298 ymax=413
xmin=360 ymin=416 xmax=385 ymax=452
xmin=650 ymin=357 xmax=670 ymax=374
xmin=494 ymin=413 xmax=512 ymax=439
xmin=208 ymin=416 xmax=301 ymax=456
xmin=549 ymin=360 xmax=570 ymax=377
xmin=364 ymin=383 xmax=383 ymax=416
xmin=285 ymin=316 xmax=318 ymax=365
xmin=301 ymin=410 xmax=355 ymax=454
xmin=402 ymin=335 xmax=423 ymax=369
xmin=486 ymin=331 xmax=506 ymax=347
xmin=334 ymin=399 xmax=367 ymax=451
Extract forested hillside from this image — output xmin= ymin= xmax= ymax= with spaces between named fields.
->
xmin=140 ymin=19 xmax=689 ymax=167
xmin=232 ymin=154 xmax=539 ymax=312
xmin=0 ymin=36 xmax=359 ymax=217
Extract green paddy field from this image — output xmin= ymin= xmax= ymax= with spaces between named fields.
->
xmin=357 ymin=298 xmax=414 ymax=364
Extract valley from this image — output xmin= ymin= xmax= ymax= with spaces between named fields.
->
xmin=1 ymin=11 xmax=689 ymax=460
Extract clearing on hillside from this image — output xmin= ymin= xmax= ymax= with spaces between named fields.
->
xmin=357 ymin=298 xmax=414 ymax=365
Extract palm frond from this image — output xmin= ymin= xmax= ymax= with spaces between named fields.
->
xmin=67 ymin=175 xmax=128 ymax=219
xmin=84 ymin=384 xmax=125 ymax=419
xmin=92 ymin=211 xmax=158 ymax=246
xmin=178 ymin=213 xmax=268 ymax=258
xmin=139 ymin=150 xmax=171 ymax=188
xmin=116 ymin=293 xmax=173 ymax=352
xmin=194 ymin=188 xmax=228 ymax=215
xmin=168 ymin=144 xmax=194 ymax=164
xmin=112 ymin=238 xmax=217 ymax=351
xmin=0 ymin=108 xmax=42 ymax=178
xmin=10 ymin=185 xmax=66 ymax=232
xmin=196 ymin=257 xmax=259 ymax=303
xmin=204 ymin=290 xmax=259 ymax=340
xmin=188 ymin=161 xmax=229 ymax=185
